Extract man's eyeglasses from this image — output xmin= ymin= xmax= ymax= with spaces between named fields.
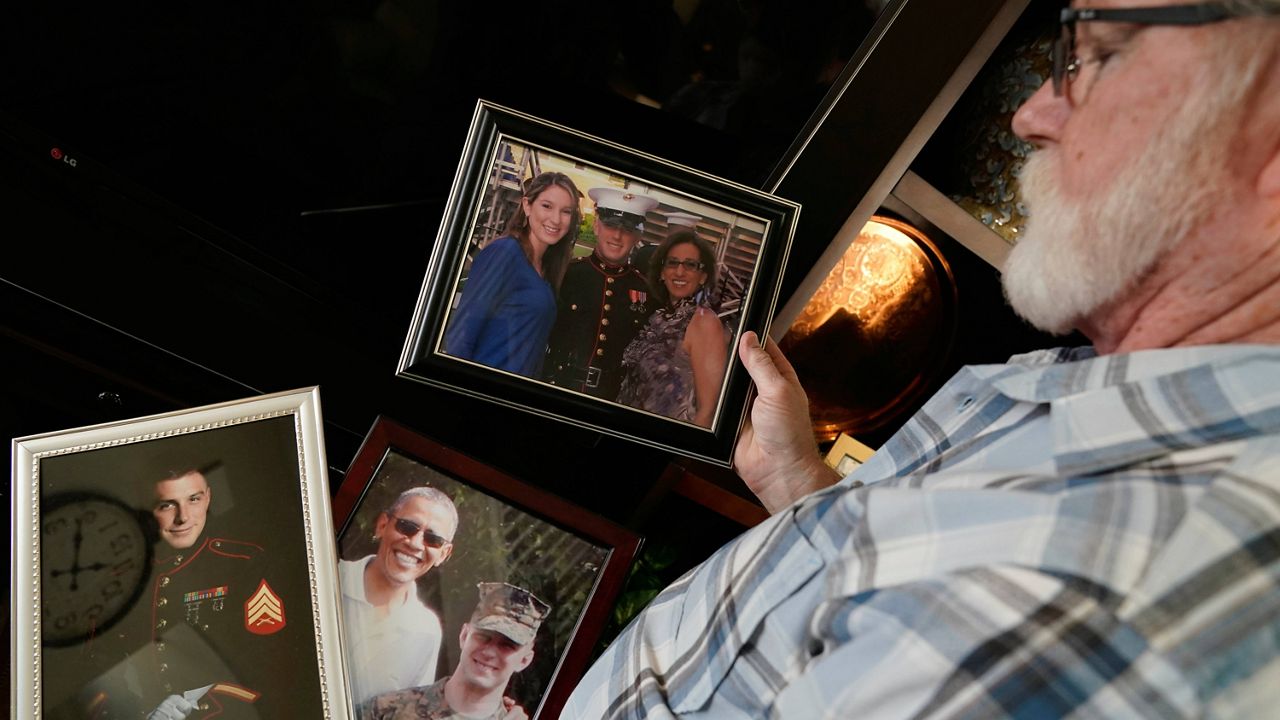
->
xmin=1052 ymin=2 xmax=1280 ymax=102
xmin=663 ymin=258 xmax=705 ymax=272
xmin=390 ymin=516 xmax=451 ymax=548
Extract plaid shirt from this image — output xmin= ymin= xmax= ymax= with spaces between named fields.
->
xmin=566 ymin=345 xmax=1280 ymax=718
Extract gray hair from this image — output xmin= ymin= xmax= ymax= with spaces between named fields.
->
xmin=388 ymin=486 xmax=459 ymax=534
xmin=1222 ymin=0 xmax=1280 ymax=14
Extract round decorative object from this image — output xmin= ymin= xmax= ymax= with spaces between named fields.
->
xmin=40 ymin=492 xmax=151 ymax=647
xmin=781 ymin=216 xmax=958 ymax=442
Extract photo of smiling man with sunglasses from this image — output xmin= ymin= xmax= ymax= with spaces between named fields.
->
xmin=339 ymin=486 xmax=459 ymax=707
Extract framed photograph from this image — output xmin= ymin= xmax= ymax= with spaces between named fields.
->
xmin=331 ymin=417 xmax=641 ymax=720
xmin=824 ymin=432 xmax=877 ymax=476
xmin=398 ymin=100 xmax=801 ymax=466
xmin=11 ymin=387 xmax=350 ymax=719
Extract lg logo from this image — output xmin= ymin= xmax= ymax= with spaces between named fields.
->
xmin=50 ymin=147 xmax=78 ymax=168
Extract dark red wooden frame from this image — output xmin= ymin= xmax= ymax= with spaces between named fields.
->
xmin=332 ymin=416 xmax=642 ymax=720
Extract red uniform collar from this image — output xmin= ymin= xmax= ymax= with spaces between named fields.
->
xmin=589 ymin=253 xmax=630 ymax=276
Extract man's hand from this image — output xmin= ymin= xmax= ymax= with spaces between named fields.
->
xmin=499 ymin=696 xmax=529 ymax=720
xmin=734 ymin=331 xmax=840 ymax=513
xmin=147 ymin=694 xmax=196 ymax=720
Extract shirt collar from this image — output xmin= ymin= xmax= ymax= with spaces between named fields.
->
xmin=988 ymin=345 xmax=1280 ymax=476
xmin=589 ymin=253 xmax=629 ymax=275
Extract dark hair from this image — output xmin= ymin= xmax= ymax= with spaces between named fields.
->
xmin=135 ymin=454 xmax=213 ymax=507
xmin=504 ymin=172 xmax=582 ymax=294
xmin=647 ymin=229 xmax=718 ymax=307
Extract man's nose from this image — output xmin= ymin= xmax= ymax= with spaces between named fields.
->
xmin=1011 ymin=80 xmax=1070 ymax=148
xmin=173 ymin=505 xmax=187 ymax=524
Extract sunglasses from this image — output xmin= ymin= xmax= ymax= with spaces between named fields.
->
xmin=390 ymin=516 xmax=451 ymax=548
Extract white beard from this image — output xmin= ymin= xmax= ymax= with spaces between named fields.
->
xmin=1001 ymin=77 xmax=1238 ymax=336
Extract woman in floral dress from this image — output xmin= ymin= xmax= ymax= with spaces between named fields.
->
xmin=617 ymin=230 xmax=730 ymax=428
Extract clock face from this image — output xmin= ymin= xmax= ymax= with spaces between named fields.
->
xmin=40 ymin=493 xmax=152 ymax=647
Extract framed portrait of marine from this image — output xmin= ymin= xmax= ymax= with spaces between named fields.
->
xmin=10 ymin=387 xmax=351 ymax=719
xmin=331 ymin=416 xmax=641 ymax=720
xmin=397 ymin=100 xmax=801 ymax=467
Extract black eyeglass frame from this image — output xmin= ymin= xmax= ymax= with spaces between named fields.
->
xmin=1052 ymin=2 xmax=1280 ymax=98
xmin=662 ymin=258 xmax=706 ymax=272
xmin=389 ymin=515 xmax=452 ymax=548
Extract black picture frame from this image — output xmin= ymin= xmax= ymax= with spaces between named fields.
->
xmin=397 ymin=100 xmax=800 ymax=466
xmin=332 ymin=416 xmax=641 ymax=720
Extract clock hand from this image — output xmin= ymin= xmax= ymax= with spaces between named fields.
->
xmin=68 ymin=516 xmax=86 ymax=591
xmin=49 ymin=517 xmax=101 ymax=591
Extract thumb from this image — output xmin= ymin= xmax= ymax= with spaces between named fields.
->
xmin=739 ymin=331 xmax=780 ymax=386
xmin=740 ymin=331 xmax=799 ymax=399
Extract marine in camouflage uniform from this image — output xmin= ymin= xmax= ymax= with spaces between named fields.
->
xmin=360 ymin=583 xmax=551 ymax=720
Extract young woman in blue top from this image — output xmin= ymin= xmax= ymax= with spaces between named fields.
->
xmin=444 ymin=172 xmax=582 ymax=377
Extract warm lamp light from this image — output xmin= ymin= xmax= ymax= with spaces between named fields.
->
xmin=782 ymin=216 xmax=958 ymax=442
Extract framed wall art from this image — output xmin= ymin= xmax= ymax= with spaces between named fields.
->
xmin=397 ymin=100 xmax=800 ymax=466
xmin=331 ymin=416 xmax=641 ymax=720
xmin=10 ymin=387 xmax=349 ymax=719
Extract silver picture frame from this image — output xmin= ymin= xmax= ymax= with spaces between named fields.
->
xmin=11 ymin=387 xmax=350 ymax=719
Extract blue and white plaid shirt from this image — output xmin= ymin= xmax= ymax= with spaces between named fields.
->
xmin=566 ymin=345 xmax=1280 ymax=718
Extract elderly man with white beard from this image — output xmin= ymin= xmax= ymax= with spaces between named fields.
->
xmin=564 ymin=2 xmax=1280 ymax=718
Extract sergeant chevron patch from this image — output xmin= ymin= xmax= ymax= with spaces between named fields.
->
xmin=244 ymin=578 xmax=286 ymax=635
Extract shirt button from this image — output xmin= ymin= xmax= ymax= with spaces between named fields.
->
xmin=605 ymin=290 xmax=613 ymax=297
xmin=156 ymin=620 xmax=167 ymax=630
xmin=159 ymin=663 xmax=168 ymax=673
xmin=596 ymin=349 xmax=605 ymax=356
xmin=606 ymin=277 xmax=615 ymax=284
xmin=160 ymin=578 xmax=170 ymax=587
xmin=213 ymin=541 xmax=221 ymax=548
xmin=156 ymin=642 xmax=166 ymax=652
xmin=601 ymin=319 xmax=610 ymax=326
xmin=157 ymin=598 xmax=168 ymax=607
xmin=599 ymin=334 xmax=607 ymax=341
xmin=570 ymin=303 xmax=578 ymax=310
xmin=172 ymin=555 xmax=183 ymax=565
xmin=603 ymin=304 xmax=611 ymax=311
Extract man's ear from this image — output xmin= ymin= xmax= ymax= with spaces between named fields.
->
xmin=517 ymin=646 xmax=534 ymax=671
xmin=459 ymin=623 xmax=471 ymax=645
xmin=435 ymin=543 xmax=453 ymax=567
xmin=1260 ymin=149 xmax=1280 ymax=198
xmin=373 ymin=512 xmax=389 ymax=540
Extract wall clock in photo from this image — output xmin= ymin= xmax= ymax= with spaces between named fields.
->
xmin=40 ymin=492 xmax=152 ymax=647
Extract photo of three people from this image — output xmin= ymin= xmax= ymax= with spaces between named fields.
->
xmin=439 ymin=138 xmax=769 ymax=430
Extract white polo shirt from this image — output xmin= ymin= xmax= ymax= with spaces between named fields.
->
xmin=339 ymin=555 xmax=443 ymax=706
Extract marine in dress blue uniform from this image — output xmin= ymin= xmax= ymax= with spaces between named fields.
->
xmin=543 ymin=188 xmax=659 ymax=400
xmin=67 ymin=468 xmax=322 ymax=720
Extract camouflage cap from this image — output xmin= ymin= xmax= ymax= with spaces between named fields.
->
xmin=469 ymin=582 xmax=551 ymax=646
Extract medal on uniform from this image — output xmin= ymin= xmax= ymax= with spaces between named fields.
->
xmin=629 ymin=289 xmax=647 ymax=313
xmin=184 ymin=585 xmax=228 ymax=625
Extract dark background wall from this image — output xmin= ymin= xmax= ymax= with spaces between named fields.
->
xmin=2 ymin=0 xmax=1067 ymax=710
